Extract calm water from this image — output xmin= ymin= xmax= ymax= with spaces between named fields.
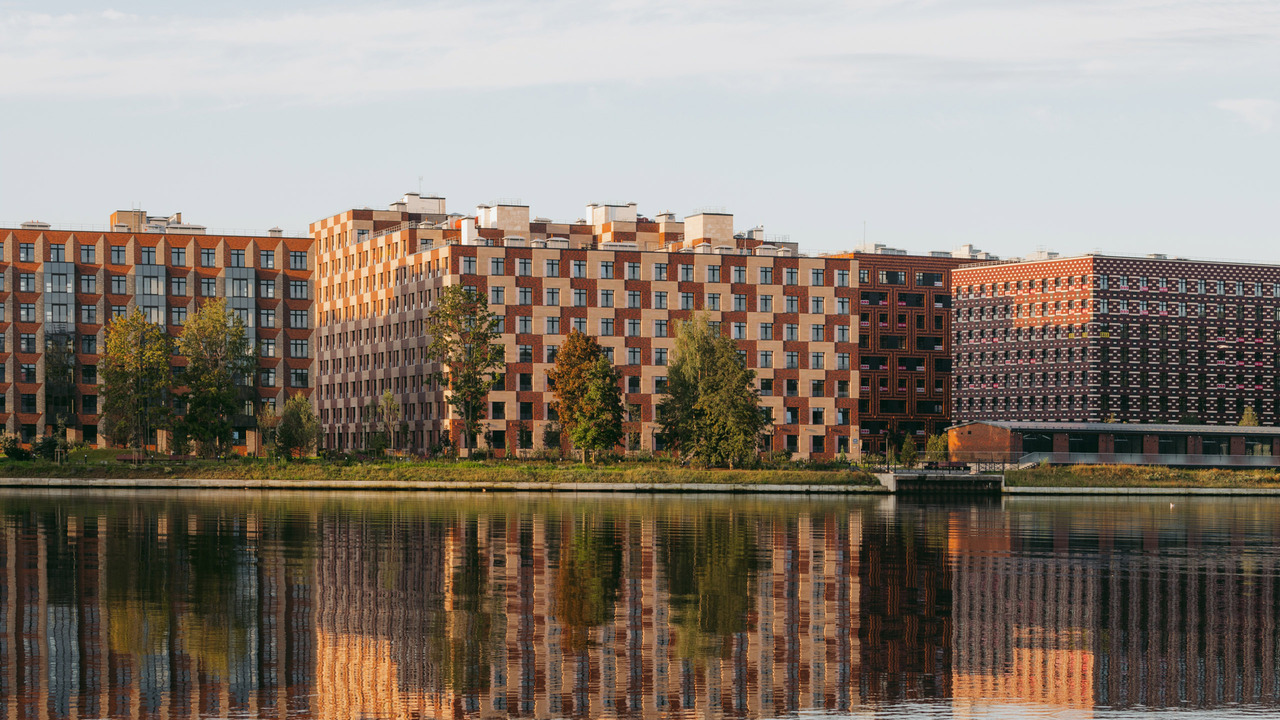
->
xmin=2 ymin=492 xmax=1280 ymax=719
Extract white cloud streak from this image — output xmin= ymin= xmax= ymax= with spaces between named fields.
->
xmin=1215 ymin=98 xmax=1278 ymax=131
xmin=0 ymin=1 xmax=1278 ymax=102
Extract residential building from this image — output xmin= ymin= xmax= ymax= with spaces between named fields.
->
xmin=0 ymin=213 xmax=313 ymax=448
xmin=830 ymin=246 xmax=978 ymax=454
xmin=312 ymin=194 xmax=859 ymax=458
xmin=953 ymin=254 xmax=1280 ymax=426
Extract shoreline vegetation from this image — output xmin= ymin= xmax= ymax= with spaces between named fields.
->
xmin=0 ymin=450 xmax=881 ymax=486
xmin=1006 ymin=465 xmax=1280 ymax=489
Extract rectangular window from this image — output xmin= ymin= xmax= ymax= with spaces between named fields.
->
xmin=626 ymin=262 xmax=640 ymax=280
xmin=707 ymin=265 xmax=721 ymax=283
xmin=80 ymin=245 xmax=96 ymax=264
xmin=707 ymin=293 xmax=720 ymax=311
xmin=655 ymin=320 xmax=668 ymax=337
xmin=785 ymin=324 xmax=798 ymax=341
xmin=572 ymin=260 xmax=586 ymax=278
xmin=759 ymin=351 xmax=773 ymax=368
xmin=518 ymin=286 xmax=533 ymax=305
xmin=517 ymin=315 xmax=532 ymax=334
xmin=836 ymin=269 xmax=849 ymax=287
xmin=759 ymin=267 xmax=773 ymax=284
xmin=733 ymin=294 xmax=747 ymax=312
xmin=600 ymin=289 xmax=614 ymax=307
xmin=141 ymin=247 xmax=156 ymax=265
xmin=627 ymin=318 xmax=640 ymax=337
xmin=259 ymin=338 xmax=275 ymax=357
xmin=111 ymin=305 xmax=126 ymax=319
xmin=786 ymin=351 xmax=799 ymax=369
xmin=19 ymin=304 xmax=35 ymax=322
xmin=171 ymin=307 xmax=188 ymax=325
xmin=811 ymin=352 xmax=825 ymax=369
xmin=80 ymin=335 xmax=97 ymax=354
xmin=290 ymin=339 xmax=309 ymax=358
xmin=601 ymin=318 xmax=614 ymax=336
xmin=785 ymin=268 xmax=798 ymax=285
xmin=49 ymin=244 xmax=65 ymax=262
xmin=733 ymin=266 xmax=747 ymax=284
xmin=200 ymin=278 xmax=216 ymax=297
xmin=462 ymin=256 xmax=477 ymax=274
xmin=18 ymin=273 xmax=34 ymax=292
xmin=230 ymin=249 xmax=244 ymax=268
xmin=628 ymin=291 xmax=642 ymax=309
xmin=811 ymin=268 xmax=825 ymax=285
xmin=679 ymin=264 xmax=694 ymax=282
xmin=654 ymin=291 xmax=668 ymax=309
xmin=681 ymin=292 xmax=695 ymax=310
xmin=655 ymin=348 xmax=668 ymax=366
xmin=19 ymin=333 xmax=35 ymax=353
xmin=490 ymin=257 xmax=505 ymax=275
xmin=490 ymin=286 xmax=505 ymax=304
xmin=80 ymin=304 xmax=97 ymax=323
xmin=573 ymin=288 xmax=588 ymax=307
xmin=600 ymin=261 xmax=614 ymax=279
xmin=811 ymin=297 xmax=825 ymax=314
xmin=230 ymin=278 xmax=250 ymax=297
xmin=572 ymin=317 xmax=586 ymax=333
xmin=811 ymin=324 xmax=824 ymax=341
xmin=654 ymin=263 xmax=667 ymax=281
xmin=545 ymin=287 xmax=560 ymax=305
xmin=289 ymin=251 xmax=307 ymax=270
xmin=545 ymin=259 xmax=560 ymax=276
xmin=48 ymin=303 xmax=69 ymax=322
xmin=759 ymin=295 xmax=773 ymax=313
xmin=546 ymin=316 xmax=560 ymax=334
xmin=257 ymin=279 xmax=274 ymax=298
xmin=760 ymin=323 xmax=773 ymax=340
xmin=517 ymin=258 xmax=531 ymax=276
xmin=289 ymin=310 xmax=309 ymax=329
xmin=259 ymin=309 xmax=276 ymax=328
xmin=258 ymin=249 xmax=274 ymax=269
xmin=201 ymin=248 xmax=216 ymax=267
xmin=260 ymin=368 xmax=277 ymax=387
xmin=785 ymin=295 xmax=799 ymax=313
xmin=290 ymin=368 xmax=309 ymax=388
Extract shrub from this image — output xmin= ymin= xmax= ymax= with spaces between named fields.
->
xmin=0 ymin=434 xmax=30 ymax=461
xmin=31 ymin=436 xmax=59 ymax=461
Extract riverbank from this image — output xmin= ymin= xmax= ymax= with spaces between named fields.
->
xmin=1006 ymin=464 xmax=1280 ymax=489
xmin=0 ymin=456 xmax=882 ymax=490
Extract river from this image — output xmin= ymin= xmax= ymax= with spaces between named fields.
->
xmin=2 ymin=490 xmax=1278 ymax=719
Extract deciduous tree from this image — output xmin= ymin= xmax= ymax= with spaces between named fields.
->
xmin=100 ymin=308 xmax=173 ymax=452
xmin=658 ymin=316 xmax=767 ymax=468
xmin=570 ymin=356 xmax=625 ymax=462
xmin=275 ymin=393 xmax=320 ymax=460
xmin=176 ymin=299 xmax=256 ymax=457
xmin=1240 ymin=405 xmax=1260 ymax=427
xmin=425 ymin=286 xmax=505 ymax=454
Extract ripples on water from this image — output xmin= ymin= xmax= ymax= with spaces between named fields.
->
xmin=1 ymin=492 xmax=1279 ymax=719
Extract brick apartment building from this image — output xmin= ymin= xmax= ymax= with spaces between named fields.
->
xmin=830 ymin=246 xmax=979 ymax=454
xmin=312 ymin=194 xmax=860 ymax=459
xmin=0 ymin=211 xmax=314 ymax=447
xmin=953 ymin=254 xmax=1280 ymax=426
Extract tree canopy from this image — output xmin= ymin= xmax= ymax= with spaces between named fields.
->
xmin=100 ymin=308 xmax=173 ymax=451
xmin=425 ymin=285 xmax=506 ymax=453
xmin=176 ymin=299 xmax=257 ymax=457
xmin=657 ymin=316 xmax=767 ymax=468
xmin=548 ymin=330 xmax=624 ymax=460
xmin=275 ymin=393 xmax=320 ymax=460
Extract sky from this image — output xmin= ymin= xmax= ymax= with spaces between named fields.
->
xmin=1 ymin=0 xmax=1277 ymax=260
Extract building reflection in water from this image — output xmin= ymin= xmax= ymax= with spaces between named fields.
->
xmin=2 ymin=495 xmax=1280 ymax=719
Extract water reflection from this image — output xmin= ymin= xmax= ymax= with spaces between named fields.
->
xmin=1 ymin=493 xmax=1279 ymax=718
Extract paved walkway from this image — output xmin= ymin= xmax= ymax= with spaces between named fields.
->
xmin=0 ymin=477 xmax=889 ymax=493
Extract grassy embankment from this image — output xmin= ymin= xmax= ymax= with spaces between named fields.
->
xmin=0 ymin=448 xmax=880 ymax=486
xmin=1006 ymin=464 xmax=1280 ymax=489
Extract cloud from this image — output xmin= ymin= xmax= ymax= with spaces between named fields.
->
xmin=0 ymin=0 xmax=1278 ymax=103
xmin=1214 ymin=98 xmax=1278 ymax=131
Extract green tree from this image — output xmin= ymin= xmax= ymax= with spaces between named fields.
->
xmin=1240 ymin=405 xmax=1260 ymax=427
xmin=425 ymin=286 xmax=505 ymax=455
xmin=925 ymin=434 xmax=948 ymax=462
xmin=100 ymin=308 xmax=173 ymax=452
xmin=570 ymin=356 xmax=625 ymax=461
xmin=275 ymin=393 xmax=320 ymax=460
xmin=176 ymin=299 xmax=256 ymax=457
xmin=658 ymin=316 xmax=767 ymax=468
xmin=900 ymin=436 xmax=918 ymax=468
xmin=376 ymin=390 xmax=402 ymax=453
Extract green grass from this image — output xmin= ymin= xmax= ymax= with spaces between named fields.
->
xmin=0 ymin=455 xmax=881 ymax=486
xmin=1006 ymin=464 xmax=1280 ymax=489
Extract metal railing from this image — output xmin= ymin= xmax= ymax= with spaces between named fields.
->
xmin=1018 ymin=451 xmax=1280 ymax=468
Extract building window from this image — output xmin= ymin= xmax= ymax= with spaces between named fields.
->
xmin=254 ymin=279 xmax=273 ymax=298
xmin=600 ymin=261 xmax=614 ymax=279
xmin=18 ymin=273 xmax=34 ymax=292
xmin=259 ymin=309 xmax=276 ymax=328
xmin=654 ymin=263 xmax=668 ymax=281
xmin=707 ymin=293 xmax=720 ymax=311
xmin=48 ymin=243 xmax=65 ymax=262
xmin=601 ymin=318 xmax=614 ymax=336
xmin=19 ymin=304 xmax=35 ymax=322
xmin=80 ymin=245 xmax=96 ymax=264
xmin=230 ymin=278 xmax=250 ymax=297
xmin=680 ymin=292 xmax=695 ymax=310
xmin=545 ymin=259 xmax=560 ymax=276
xmin=811 ymin=324 xmax=824 ymax=341
xmin=811 ymin=352 xmax=825 ymax=369
xmin=78 ymin=274 xmax=96 ymax=293
xmin=811 ymin=268 xmax=825 ymax=285
xmin=654 ymin=291 xmax=667 ymax=309
xmin=490 ymin=286 xmax=505 ymax=304
xmin=572 ymin=260 xmax=586 ymax=278
xmin=836 ymin=269 xmax=849 ymax=287
xmin=289 ymin=310 xmax=309 ymax=329
xmin=733 ymin=322 xmax=746 ymax=339
xmin=140 ymin=247 xmax=156 ymax=265
xmin=625 ymin=262 xmax=640 ymax=280
xmin=517 ymin=258 xmax=531 ymax=276
xmin=79 ymin=304 xmax=96 ymax=323
xmin=654 ymin=348 xmax=668 ymax=366
xmin=628 ymin=347 xmax=642 ymax=365
xmin=260 ymin=339 xmax=276 ymax=357
xmin=171 ymin=307 xmax=187 ymax=325
xmin=546 ymin=316 xmax=560 ymax=334
xmin=785 ymin=324 xmax=798 ymax=341
xmin=258 ymin=250 xmax=274 ymax=269
xmin=82 ymin=365 xmax=97 ymax=383
xmin=462 ymin=256 xmax=477 ymax=274
xmin=290 ymin=339 xmax=309 ymax=358
xmin=786 ymin=351 xmax=799 ymax=369
xmin=707 ymin=265 xmax=721 ymax=283
xmin=200 ymin=278 xmax=216 ymax=297
xmin=573 ymin=288 xmax=588 ymax=307
xmin=518 ymin=345 xmax=533 ymax=363
xmin=290 ymin=251 xmax=307 ymax=270
xmin=760 ymin=323 xmax=773 ymax=340
xmin=785 ymin=268 xmax=798 ymax=285
xmin=80 ymin=335 xmax=97 ymax=354
xmin=733 ymin=294 xmax=748 ymax=311
xmin=627 ymin=318 xmax=640 ymax=337
xmin=655 ymin=320 xmax=668 ymax=337
xmin=111 ymin=305 xmax=126 ymax=319
xmin=260 ymin=368 xmax=277 ymax=387
xmin=518 ymin=287 xmax=533 ymax=305
xmin=545 ymin=287 xmax=560 ymax=305
xmin=290 ymin=368 xmax=309 ymax=388
xmin=628 ymin=291 xmax=642 ymax=309
xmin=812 ymin=297 xmax=825 ymax=314
xmin=785 ymin=295 xmax=799 ymax=313
xmin=600 ymin=289 xmax=613 ymax=307
xmin=759 ymin=351 xmax=773 ymax=368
